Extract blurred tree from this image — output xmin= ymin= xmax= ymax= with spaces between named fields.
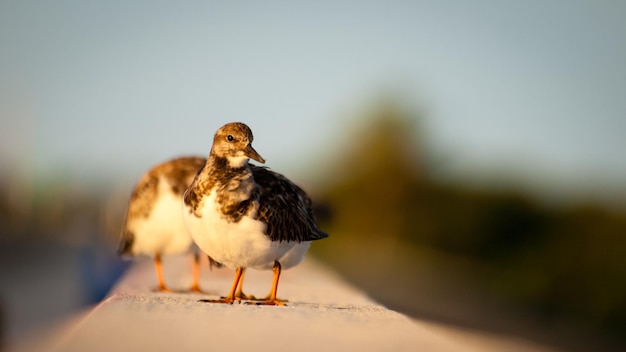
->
xmin=314 ymin=98 xmax=626 ymax=347
xmin=320 ymin=100 xmax=427 ymax=248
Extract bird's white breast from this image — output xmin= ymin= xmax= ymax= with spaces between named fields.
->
xmin=127 ymin=177 xmax=193 ymax=257
xmin=183 ymin=190 xmax=295 ymax=269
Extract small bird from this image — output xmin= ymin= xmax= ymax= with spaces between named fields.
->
xmin=183 ymin=122 xmax=328 ymax=305
xmin=118 ymin=156 xmax=207 ymax=292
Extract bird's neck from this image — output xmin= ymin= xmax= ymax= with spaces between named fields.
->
xmin=208 ymin=154 xmax=248 ymax=172
xmin=207 ymin=150 xmax=250 ymax=169
xmin=201 ymin=154 xmax=254 ymax=191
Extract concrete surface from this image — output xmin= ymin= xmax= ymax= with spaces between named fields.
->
xmin=45 ymin=255 xmax=556 ymax=352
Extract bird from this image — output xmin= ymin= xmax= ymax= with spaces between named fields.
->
xmin=182 ymin=122 xmax=328 ymax=305
xmin=118 ymin=156 xmax=207 ymax=293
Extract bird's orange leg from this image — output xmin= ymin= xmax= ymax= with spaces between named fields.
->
xmin=199 ymin=267 xmax=244 ymax=304
xmin=250 ymin=261 xmax=285 ymax=306
xmin=235 ymin=269 xmax=257 ymax=300
xmin=188 ymin=251 xmax=203 ymax=293
xmin=153 ymin=253 xmax=171 ymax=292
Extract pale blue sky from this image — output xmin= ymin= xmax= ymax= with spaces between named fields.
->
xmin=1 ymin=1 xmax=625 ymax=202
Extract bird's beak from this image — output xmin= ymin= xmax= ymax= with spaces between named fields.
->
xmin=244 ymin=144 xmax=265 ymax=164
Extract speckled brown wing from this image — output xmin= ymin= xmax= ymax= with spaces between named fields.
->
xmin=251 ymin=165 xmax=328 ymax=243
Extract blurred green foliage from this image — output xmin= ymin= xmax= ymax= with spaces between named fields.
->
xmin=312 ymin=102 xmax=626 ymax=343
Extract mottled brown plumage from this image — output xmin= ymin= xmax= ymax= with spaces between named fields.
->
xmin=119 ymin=156 xmax=206 ymax=256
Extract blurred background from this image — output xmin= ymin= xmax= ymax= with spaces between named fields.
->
xmin=1 ymin=1 xmax=625 ymax=351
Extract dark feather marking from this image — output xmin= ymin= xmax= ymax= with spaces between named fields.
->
xmin=208 ymin=256 xmax=224 ymax=269
xmin=183 ymin=186 xmax=203 ymax=217
xmin=117 ymin=230 xmax=134 ymax=256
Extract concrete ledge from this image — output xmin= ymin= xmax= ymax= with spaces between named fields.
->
xmin=49 ymin=256 xmax=555 ymax=352
xmin=49 ymin=256 xmax=474 ymax=352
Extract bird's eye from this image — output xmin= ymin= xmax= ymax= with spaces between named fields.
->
xmin=227 ymin=135 xmax=234 ymax=142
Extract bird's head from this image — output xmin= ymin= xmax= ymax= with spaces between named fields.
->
xmin=211 ymin=122 xmax=265 ymax=168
